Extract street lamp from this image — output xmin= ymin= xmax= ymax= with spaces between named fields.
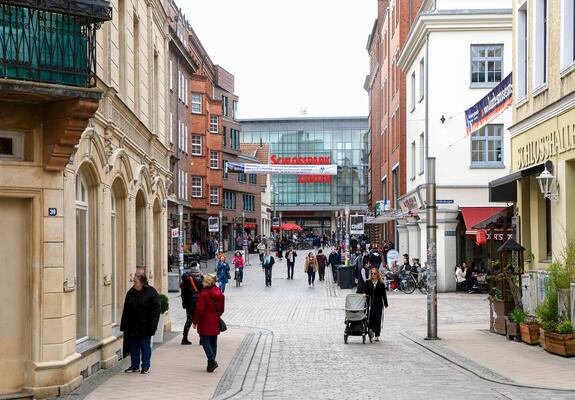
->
xmin=537 ymin=164 xmax=558 ymax=201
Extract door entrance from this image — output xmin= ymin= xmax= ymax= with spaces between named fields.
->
xmin=0 ymin=198 xmax=30 ymax=394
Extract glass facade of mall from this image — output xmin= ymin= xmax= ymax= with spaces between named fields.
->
xmin=241 ymin=117 xmax=369 ymax=209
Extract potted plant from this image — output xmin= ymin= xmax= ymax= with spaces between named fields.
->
xmin=519 ymin=316 xmax=541 ymax=345
xmin=505 ymin=307 xmax=523 ymax=341
xmin=540 ymin=320 xmax=575 ymax=357
xmin=153 ymin=294 xmax=169 ymax=344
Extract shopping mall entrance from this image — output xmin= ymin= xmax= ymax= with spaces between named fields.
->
xmin=281 ymin=211 xmax=333 ymax=236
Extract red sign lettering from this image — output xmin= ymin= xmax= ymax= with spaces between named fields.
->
xmin=270 ymin=154 xmax=331 ymax=184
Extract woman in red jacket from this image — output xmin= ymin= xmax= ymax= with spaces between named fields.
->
xmin=192 ymin=274 xmax=225 ymax=372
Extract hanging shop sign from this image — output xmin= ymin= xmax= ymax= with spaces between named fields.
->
xmin=399 ymin=192 xmax=424 ymax=214
xmin=208 ymin=217 xmax=220 ymax=233
xmin=465 ymin=73 xmax=512 ymax=135
xmin=170 ymin=227 xmax=179 ymax=238
xmin=375 ymin=200 xmax=391 ymax=216
xmin=350 ymin=215 xmax=365 ymax=235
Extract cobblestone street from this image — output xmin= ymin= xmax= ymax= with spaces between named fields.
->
xmin=163 ymin=252 xmax=575 ymax=400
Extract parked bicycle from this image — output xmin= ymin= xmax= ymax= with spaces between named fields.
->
xmin=398 ymin=271 xmax=428 ymax=294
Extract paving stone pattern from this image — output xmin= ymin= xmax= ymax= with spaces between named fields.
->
xmin=167 ymin=250 xmax=575 ymax=400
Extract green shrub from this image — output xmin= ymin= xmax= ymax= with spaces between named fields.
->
xmin=159 ymin=294 xmax=169 ymax=314
xmin=510 ymin=307 xmax=525 ymax=324
xmin=541 ymin=320 xmax=557 ymax=333
xmin=557 ymin=320 xmax=574 ymax=335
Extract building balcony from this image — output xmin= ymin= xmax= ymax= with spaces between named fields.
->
xmin=0 ymin=0 xmax=112 ymax=171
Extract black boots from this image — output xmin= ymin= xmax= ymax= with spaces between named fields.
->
xmin=181 ymin=337 xmax=192 ymax=345
xmin=207 ymin=360 xmax=219 ymax=373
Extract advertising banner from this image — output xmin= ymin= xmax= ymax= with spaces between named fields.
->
xmin=465 ymin=73 xmax=512 ymax=135
xmin=208 ymin=217 xmax=220 ymax=233
xmin=349 ymin=215 xmax=365 ymax=235
xmin=227 ymin=162 xmax=338 ymax=176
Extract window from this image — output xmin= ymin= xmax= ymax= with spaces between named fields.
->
xmin=249 ymin=174 xmax=257 ymax=185
xmin=517 ymin=3 xmax=528 ymax=99
xmin=169 ymin=60 xmax=173 ymax=91
xmin=210 ymin=150 xmax=219 ymax=169
xmin=222 ymin=127 xmax=227 ymax=147
xmin=210 ymin=186 xmax=219 ymax=205
xmin=224 ymin=191 xmax=236 ymax=209
xmin=410 ymin=141 xmax=416 ymax=179
xmin=410 ymin=71 xmax=416 ymax=111
xmin=192 ymin=93 xmax=202 ymax=114
xmin=177 ymin=71 xmax=181 ymax=100
xmin=419 ymin=133 xmax=425 ymax=174
xmin=471 ymin=44 xmax=503 ymax=86
xmin=0 ymin=132 xmax=24 ymax=160
xmin=133 ymin=15 xmax=140 ymax=113
xmin=471 ymin=125 xmax=503 ymax=167
xmin=222 ymin=95 xmax=228 ymax=117
xmin=183 ymin=124 xmax=188 ymax=153
xmin=233 ymin=100 xmax=238 ymax=120
xmin=210 ymin=115 xmax=219 ymax=133
xmin=169 ymin=112 xmax=173 ymax=143
xmin=561 ymin=0 xmax=575 ymax=70
xmin=75 ymin=174 xmax=89 ymax=341
xmin=243 ymin=194 xmax=255 ymax=211
xmin=184 ymin=79 xmax=188 ymax=106
xmin=192 ymin=176 xmax=202 ymax=198
xmin=191 ymin=135 xmax=202 ymax=156
xmin=223 ymin=160 xmax=228 ymax=179
xmin=238 ymin=172 xmax=247 ymax=183
xmin=419 ymin=58 xmax=425 ymax=100
xmin=231 ymin=129 xmax=240 ymax=149
xmin=534 ymin=0 xmax=548 ymax=88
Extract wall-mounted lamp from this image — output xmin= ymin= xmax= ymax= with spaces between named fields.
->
xmin=536 ymin=161 xmax=558 ymax=201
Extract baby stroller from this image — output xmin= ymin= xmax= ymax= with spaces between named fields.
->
xmin=344 ymin=294 xmax=373 ymax=344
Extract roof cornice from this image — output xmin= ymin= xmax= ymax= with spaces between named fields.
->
xmin=397 ymin=11 xmax=512 ymax=72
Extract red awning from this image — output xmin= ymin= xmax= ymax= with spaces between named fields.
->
xmin=460 ymin=206 xmax=507 ymax=234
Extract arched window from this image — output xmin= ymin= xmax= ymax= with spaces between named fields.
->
xmin=75 ymin=173 xmax=89 ymax=342
xmin=111 ymin=180 xmax=127 ymax=326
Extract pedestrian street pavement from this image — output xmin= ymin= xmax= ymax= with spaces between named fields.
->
xmin=84 ymin=249 xmax=575 ymax=399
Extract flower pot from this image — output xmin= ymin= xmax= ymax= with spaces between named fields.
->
xmin=519 ymin=323 xmax=540 ymax=345
xmin=505 ymin=317 xmax=520 ymax=341
xmin=153 ymin=313 xmax=166 ymax=344
xmin=540 ymin=330 xmax=575 ymax=357
xmin=489 ymin=300 xmax=513 ymax=335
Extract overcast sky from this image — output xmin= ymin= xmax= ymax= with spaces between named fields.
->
xmin=175 ymin=0 xmax=375 ymax=119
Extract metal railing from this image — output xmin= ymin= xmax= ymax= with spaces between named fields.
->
xmin=0 ymin=4 xmax=103 ymax=87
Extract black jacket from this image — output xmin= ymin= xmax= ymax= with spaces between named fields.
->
xmin=263 ymin=255 xmax=275 ymax=269
xmin=180 ymin=272 xmax=203 ymax=309
xmin=328 ymin=252 xmax=341 ymax=267
xmin=120 ymin=285 xmax=161 ymax=337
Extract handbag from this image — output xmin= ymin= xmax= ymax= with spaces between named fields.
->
xmin=210 ymin=295 xmax=227 ymax=332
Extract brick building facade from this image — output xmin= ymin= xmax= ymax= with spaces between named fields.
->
xmin=366 ymin=0 xmax=422 ymax=246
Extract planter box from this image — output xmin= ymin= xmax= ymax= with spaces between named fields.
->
xmin=540 ymin=329 xmax=575 ymax=357
xmin=153 ymin=313 xmax=166 ymax=344
xmin=505 ymin=317 xmax=520 ymax=341
xmin=519 ymin=323 xmax=540 ymax=345
xmin=490 ymin=300 xmax=513 ymax=335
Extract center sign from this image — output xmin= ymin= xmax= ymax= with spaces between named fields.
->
xmin=270 ymin=154 xmax=332 ymax=184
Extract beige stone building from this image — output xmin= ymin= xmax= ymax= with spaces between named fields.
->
xmin=0 ymin=0 xmax=171 ymax=398
xmin=490 ymin=0 xmax=575 ymax=315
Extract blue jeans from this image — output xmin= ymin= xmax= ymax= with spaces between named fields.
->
xmin=219 ymin=281 xmax=226 ymax=293
xmin=200 ymin=335 xmax=218 ymax=362
xmin=128 ymin=336 xmax=152 ymax=370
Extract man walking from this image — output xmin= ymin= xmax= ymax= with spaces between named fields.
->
xmin=180 ymin=265 xmax=203 ymax=345
xmin=316 ymin=249 xmax=328 ymax=281
xmin=328 ymin=248 xmax=341 ymax=283
xmin=286 ymin=246 xmax=297 ymax=280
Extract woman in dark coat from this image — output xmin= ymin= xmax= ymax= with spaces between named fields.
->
xmin=363 ymin=268 xmax=388 ymax=342
xmin=356 ymin=257 xmax=371 ymax=294
xmin=192 ymin=274 xmax=225 ymax=372
xmin=262 ymin=249 xmax=275 ymax=287
xmin=120 ymin=272 xmax=161 ymax=374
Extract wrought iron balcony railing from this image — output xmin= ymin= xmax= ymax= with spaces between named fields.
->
xmin=0 ymin=1 xmax=112 ymax=88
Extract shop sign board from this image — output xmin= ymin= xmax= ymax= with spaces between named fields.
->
xmin=350 ymin=215 xmax=365 ymax=235
xmin=208 ymin=217 xmax=220 ymax=232
xmin=170 ymin=227 xmax=179 ymax=238
xmin=399 ymin=193 xmax=423 ymax=214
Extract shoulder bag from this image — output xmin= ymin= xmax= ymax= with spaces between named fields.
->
xmin=210 ymin=295 xmax=227 ymax=332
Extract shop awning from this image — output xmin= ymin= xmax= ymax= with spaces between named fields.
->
xmin=365 ymin=214 xmax=398 ymax=225
xmin=489 ymin=163 xmax=546 ymax=202
xmin=473 ymin=205 xmax=513 ymax=229
xmin=460 ymin=206 xmax=507 ymax=234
